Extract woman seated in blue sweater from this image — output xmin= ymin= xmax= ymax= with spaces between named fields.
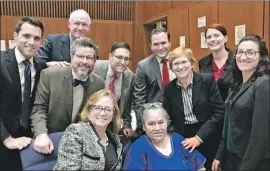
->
xmin=123 ymin=102 xmax=206 ymax=170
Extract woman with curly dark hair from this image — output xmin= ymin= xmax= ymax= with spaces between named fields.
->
xmin=212 ymin=35 xmax=270 ymax=171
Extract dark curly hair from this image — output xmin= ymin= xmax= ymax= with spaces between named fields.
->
xmin=232 ymin=34 xmax=269 ymax=84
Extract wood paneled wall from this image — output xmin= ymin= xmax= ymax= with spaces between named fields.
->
xmin=144 ymin=1 xmax=203 ymax=21
xmin=265 ymin=1 xmax=269 ymax=50
xmin=219 ymin=2 xmax=264 ymax=50
xmin=0 ymin=16 xmax=134 ymax=68
xmin=0 ymin=1 xmax=134 ymax=21
xmin=135 ymin=1 xmax=268 ymax=72
xmin=189 ymin=2 xmax=218 ymax=71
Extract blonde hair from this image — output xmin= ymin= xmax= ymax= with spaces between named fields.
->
xmin=168 ymin=47 xmax=196 ymax=69
xmin=80 ymin=89 xmax=121 ymax=134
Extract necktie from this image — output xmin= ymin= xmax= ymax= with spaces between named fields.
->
xmin=162 ymin=59 xmax=170 ymax=87
xmin=73 ymin=79 xmax=89 ymax=88
xmin=109 ymin=74 xmax=117 ymax=94
xmin=20 ymin=60 xmax=31 ymax=129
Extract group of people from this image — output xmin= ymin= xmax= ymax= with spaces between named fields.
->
xmin=0 ymin=8 xmax=269 ymax=171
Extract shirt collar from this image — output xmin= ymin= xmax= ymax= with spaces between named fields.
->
xmin=155 ymin=52 xmax=170 ymax=64
xmin=107 ymin=63 xmax=122 ymax=79
xmin=72 ymin=69 xmax=88 ymax=82
xmin=15 ymin=47 xmax=34 ymax=66
xmin=177 ymin=72 xmax=194 ymax=88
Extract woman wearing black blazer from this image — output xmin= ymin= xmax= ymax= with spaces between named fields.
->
xmin=163 ymin=47 xmax=224 ymax=170
xmin=212 ymin=35 xmax=270 ymax=170
xmin=199 ymin=24 xmax=234 ymax=101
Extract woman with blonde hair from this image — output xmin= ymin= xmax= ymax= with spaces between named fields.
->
xmin=54 ymin=89 xmax=123 ymax=170
xmin=163 ymin=47 xmax=224 ymax=170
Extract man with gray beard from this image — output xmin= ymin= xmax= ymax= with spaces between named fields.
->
xmin=31 ymin=37 xmax=104 ymax=154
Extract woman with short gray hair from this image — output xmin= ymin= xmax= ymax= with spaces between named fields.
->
xmin=123 ymin=102 xmax=206 ymax=170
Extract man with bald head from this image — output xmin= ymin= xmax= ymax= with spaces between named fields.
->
xmin=38 ymin=9 xmax=91 ymax=67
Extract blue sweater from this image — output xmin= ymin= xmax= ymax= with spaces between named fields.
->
xmin=123 ymin=132 xmax=206 ymax=170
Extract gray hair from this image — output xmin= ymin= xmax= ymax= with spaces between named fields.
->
xmin=141 ymin=103 xmax=171 ymax=126
xmin=69 ymin=9 xmax=91 ymax=24
xmin=71 ymin=37 xmax=98 ymax=59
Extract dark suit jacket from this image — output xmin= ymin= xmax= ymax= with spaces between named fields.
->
xmin=31 ymin=67 xmax=105 ymax=136
xmin=133 ymin=55 xmax=163 ymax=127
xmin=93 ymin=60 xmax=135 ymax=129
xmin=215 ymin=75 xmax=269 ymax=170
xmin=38 ymin=34 xmax=71 ymax=63
xmin=199 ymin=51 xmax=234 ymax=101
xmin=0 ymin=48 xmax=47 ymax=141
xmin=163 ymin=72 xmax=224 ymax=142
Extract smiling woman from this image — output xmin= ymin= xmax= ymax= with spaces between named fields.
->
xmin=53 ymin=89 xmax=123 ymax=171
xmin=213 ymin=35 xmax=270 ymax=170
xmin=123 ymin=103 xmax=206 ymax=170
xmin=199 ymin=24 xmax=234 ymax=102
xmin=163 ymin=46 xmax=225 ymax=170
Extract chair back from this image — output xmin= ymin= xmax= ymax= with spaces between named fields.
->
xmin=20 ymin=132 xmax=64 ymax=170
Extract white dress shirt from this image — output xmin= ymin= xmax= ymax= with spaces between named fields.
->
xmin=15 ymin=47 xmax=36 ymax=100
xmin=105 ymin=63 xmax=122 ymax=101
xmin=71 ymin=70 xmax=88 ymax=122
xmin=155 ymin=56 xmax=176 ymax=81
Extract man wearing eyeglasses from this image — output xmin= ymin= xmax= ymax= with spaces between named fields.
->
xmin=93 ymin=42 xmax=135 ymax=141
xmin=31 ymin=37 xmax=105 ymax=154
xmin=37 ymin=9 xmax=91 ymax=67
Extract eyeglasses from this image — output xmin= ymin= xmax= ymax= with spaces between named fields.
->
xmin=172 ymin=60 xmax=189 ymax=67
xmin=114 ymin=55 xmax=131 ymax=62
xmin=74 ymin=54 xmax=95 ymax=61
xmin=143 ymin=102 xmax=163 ymax=109
xmin=236 ymin=50 xmax=260 ymax=58
xmin=91 ymin=105 xmax=114 ymax=114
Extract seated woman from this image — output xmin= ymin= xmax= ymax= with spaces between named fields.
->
xmin=123 ymin=103 xmax=206 ymax=170
xmin=53 ymin=89 xmax=123 ymax=170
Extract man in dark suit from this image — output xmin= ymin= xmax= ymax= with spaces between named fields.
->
xmin=37 ymin=9 xmax=91 ymax=67
xmin=0 ymin=17 xmax=47 ymax=171
xmin=133 ymin=28 xmax=174 ymax=134
xmin=93 ymin=42 xmax=135 ymax=140
xmin=163 ymin=47 xmax=224 ymax=170
xmin=31 ymin=37 xmax=105 ymax=154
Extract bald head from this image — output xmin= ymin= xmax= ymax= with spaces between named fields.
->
xmin=68 ymin=9 xmax=91 ymax=40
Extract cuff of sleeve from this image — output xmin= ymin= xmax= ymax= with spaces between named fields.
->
xmin=196 ymin=135 xmax=203 ymax=144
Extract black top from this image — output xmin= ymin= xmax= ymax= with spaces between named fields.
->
xmin=199 ymin=51 xmax=235 ymax=101
xmin=104 ymin=141 xmax=118 ymax=170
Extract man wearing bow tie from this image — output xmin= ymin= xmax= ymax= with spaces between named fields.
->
xmin=31 ymin=37 xmax=104 ymax=154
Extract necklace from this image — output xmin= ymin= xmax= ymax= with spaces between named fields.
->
xmin=100 ymin=135 xmax=109 ymax=147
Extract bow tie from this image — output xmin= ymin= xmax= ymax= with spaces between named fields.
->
xmin=73 ymin=79 xmax=89 ymax=87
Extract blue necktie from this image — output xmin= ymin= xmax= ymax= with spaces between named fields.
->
xmin=21 ymin=60 xmax=31 ymax=129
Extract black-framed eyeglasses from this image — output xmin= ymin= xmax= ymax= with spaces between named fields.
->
xmin=114 ymin=55 xmax=131 ymax=62
xmin=74 ymin=54 xmax=95 ymax=61
xmin=235 ymin=50 xmax=260 ymax=58
xmin=143 ymin=102 xmax=163 ymax=109
xmin=91 ymin=105 xmax=114 ymax=114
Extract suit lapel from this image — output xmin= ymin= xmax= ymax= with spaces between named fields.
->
xmin=99 ymin=62 xmax=109 ymax=79
xmin=119 ymin=72 xmax=129 ymax=114
xmin=218 ymin=51 xmax=234 ymax=81
xmin=192 ymin=73 xmax=202 ymax=107
xmin=170 ymin=80 xmax=184 ymax=112
xmin=201 ymin=55 xmax=213 ymax=73
xmin=61 ymin=35 xmax=71 ymax=62
xmin=151 ymin=56 xmax=163 ymax=92
xmin=62 ymin=67 xmax=73 ymax=121
xmin=83 ymin=73 xmax=96 ymax=104
xmin=5 ymin=49 xmax=22 ymax=100
xmin=231 ymin=77 xmax=256 ymax=105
